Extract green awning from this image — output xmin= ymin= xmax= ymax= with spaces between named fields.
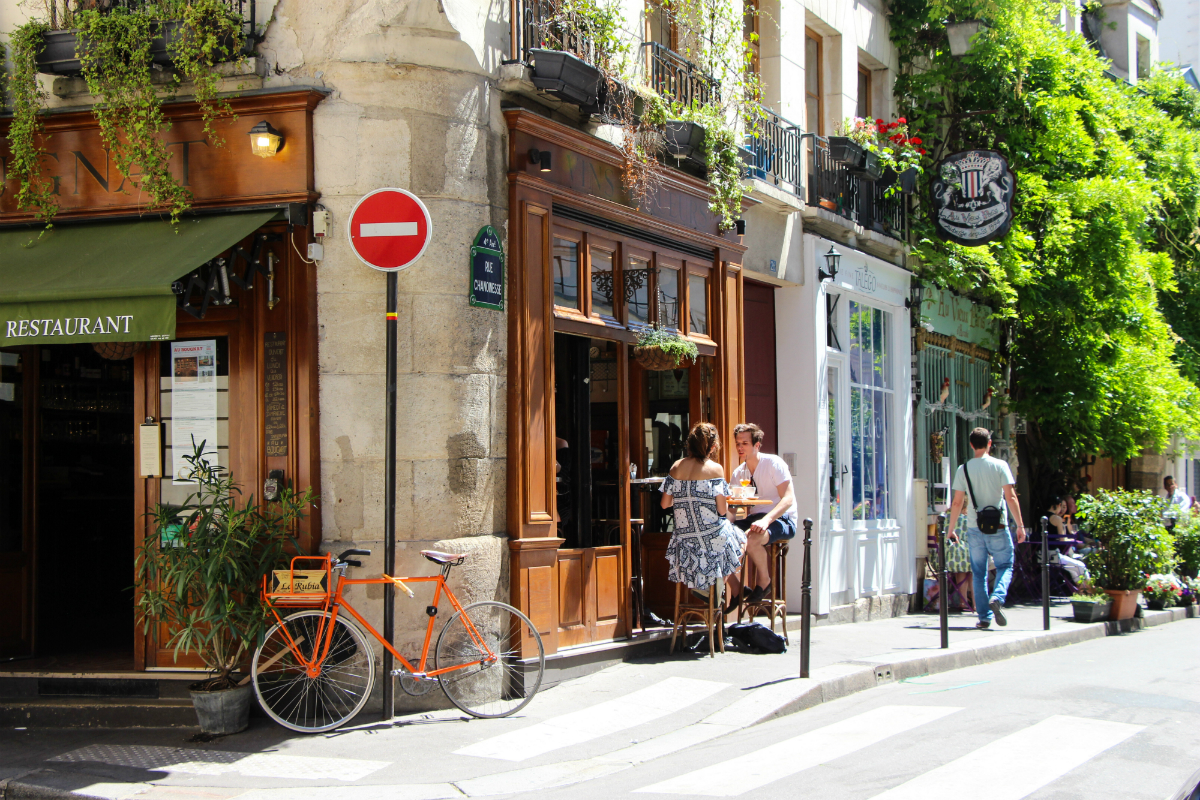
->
xmin=0 ymin=211 xmax=277 ymax=346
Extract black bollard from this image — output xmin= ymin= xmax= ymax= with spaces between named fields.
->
xmin=938 ymin=513 xmax=949 ymax=649
xmin=1041 ymin=515 xmax=1050 ymax=631
xmin=800 ymin=518 xmax=813 ymax=678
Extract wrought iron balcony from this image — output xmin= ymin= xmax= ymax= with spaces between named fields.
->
xmin=642 ymin=42 xmax=719 ymax=107
xmin=807 ymin=137 xmax=907 ymax=242
xmin=510 ymin=0 xmax=593 ymax=64
xmin=745 ymin=105 xmax=803 ymax=196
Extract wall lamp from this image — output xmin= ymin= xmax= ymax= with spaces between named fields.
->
xmin=735 ymin=219 xmax=746 ymax=236
xmin=529 ymin=148 xmax=552 ymax=172
xmin=818 ymin=245 xmax=841 ymax=282
xmin=905 ymin=279 xmax=925 ymax=309
xmin=248 ymin=120 xmax=284 ymax=158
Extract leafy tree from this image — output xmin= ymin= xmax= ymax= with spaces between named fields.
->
xmin=888 ymin=0 xmax=1199 ymax=512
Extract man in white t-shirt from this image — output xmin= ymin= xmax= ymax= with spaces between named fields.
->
xmin=1164 ymin=476 xmax=1192 ymax=511
xmin=946 ymin=427 xmax=1026 ymax=630
xmin=729 ymin=423 xmax=796 ymax=605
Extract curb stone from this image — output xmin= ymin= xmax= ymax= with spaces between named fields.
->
xmin=7 ymin=607 xmax=1196 ymax=799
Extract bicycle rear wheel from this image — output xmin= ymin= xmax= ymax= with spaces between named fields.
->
xmin=435 ymin=601 xmax=544 ymax=718
xmin=252 ymin=609 xmax=375 ymax=733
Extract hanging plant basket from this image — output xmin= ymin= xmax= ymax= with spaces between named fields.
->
xmin=93 ymin=341 xmax=146 ymax=361
xmin=634 ymin=345 xmax=693 ymax=371
xmin=662 ymin=120 xmax=706 ymax=164
xmin=529 ymin=49 xmax=603 ymax=110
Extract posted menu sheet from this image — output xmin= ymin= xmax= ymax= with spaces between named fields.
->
xmin=170 ymin=340 xmax=219 ymax=483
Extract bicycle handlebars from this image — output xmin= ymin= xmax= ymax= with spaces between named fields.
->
xmin=336 ymin=548 xmax=371 ymax=567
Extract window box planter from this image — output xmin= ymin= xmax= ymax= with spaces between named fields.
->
xmin=1070 ymin=599 xmax=1112 ymax=623
xmin=848 ymin=150 xmax=883 ymax=180
xmin=879 ymin=167 xmax=918 ymax=194
xmin=34 ymin=22 xmax=243 ymax=77
xmin=827 ymin=136 xmax=866 ymax=166
xmin=529 ymin=48 xmax=603 ymax=110
xmin=662 ymin=120 xmax=706 ymax=164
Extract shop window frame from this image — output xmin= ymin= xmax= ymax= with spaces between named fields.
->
xmin=551 ymin=226 xmax=586 ymax=320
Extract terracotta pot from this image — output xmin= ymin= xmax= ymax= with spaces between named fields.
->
xmin=1103 ymin=589 xmax=1141 ymax=620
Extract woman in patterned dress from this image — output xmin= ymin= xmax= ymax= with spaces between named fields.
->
xmin=659 ymin=423 xmax=747 ymax=613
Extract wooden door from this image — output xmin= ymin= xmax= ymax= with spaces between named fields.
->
xmin=743 ymin=281 xmax=777 ymax=452
xmin=0 ymin=347 xmax=37 ymax=658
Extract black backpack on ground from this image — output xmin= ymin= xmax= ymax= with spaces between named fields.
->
xmin=727 ymin=622 xmax=787 ymax=654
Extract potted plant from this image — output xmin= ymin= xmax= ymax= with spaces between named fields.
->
xmin=532 ymin=0 xmax=628 ymax=111
xmin=634 ymin=327 xmax=699 ymax=371
xmin=1069 ymin=579 xmax=1112 ymax=623
xmin=6 ymin=0 xmax=247 ymax=225
xmin=1143 ymin=574 xmax=1184 ymax=610
xmin=1181 ymin=576 xmax=1200 ymax=606
xmin=662 ymin=119 xmax=707 ymax=164
xmin=135 ymin=443 xmax=315 ymax=735
xmin=834 ymin=117 xmax=924 ymax=188
xmin=529 ymin=49 xmax=604 ymax=109
xmin=1077 ymin=490 xmax=1176 ymax=621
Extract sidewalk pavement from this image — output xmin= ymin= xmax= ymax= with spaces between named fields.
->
xmin=2 ymin=601 xmax=1195 ymax=800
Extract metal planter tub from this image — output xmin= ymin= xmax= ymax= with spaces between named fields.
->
xmin=34 ymin=21 xmax=243 ymax=77
xmin=529 ymin=48 xmax=603 ymax=110
xmin=662 ymin=120 xmax=706 ymax=164
xmin=1070 ymin=600 xmax=1112 ymax=623
xmin=827 ymin=136 xmax=866 ymax=166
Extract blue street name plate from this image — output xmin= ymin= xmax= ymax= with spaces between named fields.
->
xmin=469 ymin=225 xmax=504 ymax=311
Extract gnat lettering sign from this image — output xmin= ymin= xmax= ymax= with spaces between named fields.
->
xmin=5 ymin=315 xmax=136 ymax=340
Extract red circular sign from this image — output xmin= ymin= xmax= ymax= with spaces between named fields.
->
xmin=346 ymin=188 xmax=433 ymax=272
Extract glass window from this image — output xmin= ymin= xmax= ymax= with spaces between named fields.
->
xmin=805 ymin=31 xmax=821 ymax=135
xmin=626 ymin=257 xmax=651 ymax=325
xmin=827 ymin=366 xmax=840 ymax=520
xmin=646 ymin=0 xmax=674 ymax=49
xmin=659 ymin=267 xmax=680 ymax=329
xmin=689 ymin=273 xmax=708 ymax=335
xmin=591 ymin=249 xmax=615 ymax=318
xmin=849 ymin=301 xmax=893 ymax=522
xmin=553 ymin=238 xmax=579 ymax=310
xmin=857 ymin=66 xmax=871 ymax=119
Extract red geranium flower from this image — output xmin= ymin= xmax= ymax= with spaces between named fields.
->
xmin=897 ymin=117 xmax=907 ymax=124
xmin=910 ymin=137 xmax=922 ymax=145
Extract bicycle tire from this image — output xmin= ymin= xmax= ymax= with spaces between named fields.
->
xmin=252 ymin=609 xmax=375 ymax=733
xmin=435 ymin=601 xmax=545 ymax=718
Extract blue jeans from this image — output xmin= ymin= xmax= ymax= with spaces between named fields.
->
xmin=967 ymin=526 xmax=1014 ymax=623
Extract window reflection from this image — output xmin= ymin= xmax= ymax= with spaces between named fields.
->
xmin=849 ymin=301 xmax=893 ymax=522
xmin=659 ymin=267 xmax=679 ymax=329
xmin=553 ymin=238 xmax=579 ymax=309
xmin=689 ymin=273 xmax=707 ymax=335
xmin=626 ymin=257 xmax=651 ymax=325
xmin=591 ymin=249 xmax=615 ymax=318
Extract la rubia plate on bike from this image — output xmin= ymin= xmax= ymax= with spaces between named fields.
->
xmin=253 ymin=548 xmax=545 ymax=732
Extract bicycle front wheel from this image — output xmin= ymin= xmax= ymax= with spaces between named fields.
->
xmin=435 ymin=601 xmax=545 ymax=718
xmin=252 ymin=609 xmax=375 ymax=733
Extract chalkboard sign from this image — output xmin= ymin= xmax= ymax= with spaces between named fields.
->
xmin=264 ymin=331 xmax=287 ymax=457
xmin=469 ymin=225 xmax=504 ymax=311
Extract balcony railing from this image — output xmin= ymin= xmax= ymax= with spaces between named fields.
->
xmin=510 ymin=0 xmax=592 ymax=64
xmin=745 ymin=105 xmax=803 ymax=196
xmin=642 ymin=42 xmax=720 ymax=107
xmin=807 ymin=137 xmax=908 ymax=242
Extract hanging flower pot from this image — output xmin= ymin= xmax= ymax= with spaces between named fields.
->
xmin=529 ymin=49 xmax=603 ymax=110
xmin=634 ymin=329 xmax=699 ymax=371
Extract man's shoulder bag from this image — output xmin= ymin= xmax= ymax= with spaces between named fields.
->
xmin=964 ymin=460 xmax=1005 ymax=534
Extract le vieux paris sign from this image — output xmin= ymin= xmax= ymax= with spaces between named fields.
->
xmin=0 ymin=92 xmax=320 ymax=221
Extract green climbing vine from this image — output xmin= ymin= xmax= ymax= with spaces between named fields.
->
xmin=6 ymin=20 xmax=58 ymax=224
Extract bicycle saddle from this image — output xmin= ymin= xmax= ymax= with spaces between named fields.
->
xmin=421 ymin=550 xmax=466 ymax=566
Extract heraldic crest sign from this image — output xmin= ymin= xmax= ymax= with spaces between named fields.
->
xmin=931 ymin=150 xmax=1016 ymax=246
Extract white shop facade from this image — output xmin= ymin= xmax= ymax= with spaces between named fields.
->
xmin=776 ymin=234 xmax=916 ymax=615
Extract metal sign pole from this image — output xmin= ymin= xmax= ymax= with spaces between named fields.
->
xmin=800 ymin=518 xmax=813 ymax=679
xmin=382 ymin=271 xmax=398 ymax=719
xmin=1041 ymin=515 xmax=1050 ymax=631
xmin=938 ymin=513 xmax=949 ymax=649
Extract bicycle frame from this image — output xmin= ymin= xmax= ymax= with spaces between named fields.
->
xmin=263 ymin=560 xmax=497 ymax=681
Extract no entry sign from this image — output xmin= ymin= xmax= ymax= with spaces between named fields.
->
xmin=346 ymin=188 xmax=433 ymax=272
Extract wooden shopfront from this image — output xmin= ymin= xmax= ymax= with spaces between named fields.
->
xmin=0 ymin=89 xmax=324 ymax=671
xmin=505 ymin=109 xmax=747 ymax=655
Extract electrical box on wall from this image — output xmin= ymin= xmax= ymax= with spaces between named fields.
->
xmin=308 ymin=243 xmax=324 ymax=261
xmin=312 ymin=209 xmax=330 ymax=238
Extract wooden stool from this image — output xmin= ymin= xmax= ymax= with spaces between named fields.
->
xmin=737 ymin=541 xmax=789 ymax=643
xmin=670 ymin=582 xmax=725 ymax=657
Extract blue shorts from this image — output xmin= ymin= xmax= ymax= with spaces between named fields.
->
xmin=735 ymin=513 xmax=796 ymax=542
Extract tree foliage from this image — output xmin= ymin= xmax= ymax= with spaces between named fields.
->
xmin=888 ymin=0 xmax=1199 ymax=508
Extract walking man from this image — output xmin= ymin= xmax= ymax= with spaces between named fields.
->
xmin=946 ymin=427 xmax=1026 ymax=629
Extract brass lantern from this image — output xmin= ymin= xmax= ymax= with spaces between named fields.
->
xmin=248 ymin=120 xmax=284 ymax=158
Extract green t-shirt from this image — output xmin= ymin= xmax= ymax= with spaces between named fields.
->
xmin=952 ymin=455 xmax=1015 ymax=530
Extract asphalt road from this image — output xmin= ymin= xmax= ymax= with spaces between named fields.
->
xmin=527 ymin=618 xmax=1200 ymax=800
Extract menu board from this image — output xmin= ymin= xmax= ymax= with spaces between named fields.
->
xmin=264 ymin=332 xmax=288 ymax=457
xmin=170 ymin=339 xmax=218 ymax=483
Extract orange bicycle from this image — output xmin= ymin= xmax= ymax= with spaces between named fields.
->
xmin=252 ymin=548 xmax=545 ymax=733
